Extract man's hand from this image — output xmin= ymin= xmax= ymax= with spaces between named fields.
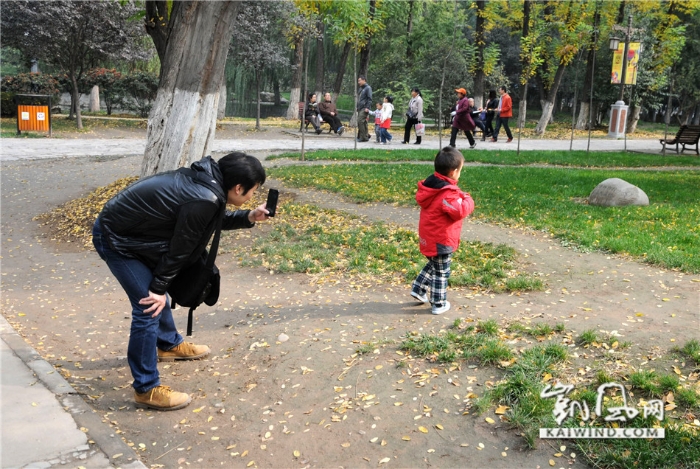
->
xmin=139 ymin=291 xmax=167 ymax=317
xmin=248 ymin=203 xmax=270 ymax=223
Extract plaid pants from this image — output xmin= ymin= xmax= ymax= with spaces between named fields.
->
xmin=411 ymin=254 xmax=452 ymax=307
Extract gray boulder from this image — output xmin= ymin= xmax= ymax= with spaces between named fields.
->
xmin=588 ymin=178 xmax=649 ymax=207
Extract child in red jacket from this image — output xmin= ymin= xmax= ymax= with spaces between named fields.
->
xmin=411 ymin=146 xmax=475 ymax=314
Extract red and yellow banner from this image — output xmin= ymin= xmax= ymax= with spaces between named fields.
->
xmin=611 ymin=42 xmax=641 ymax=85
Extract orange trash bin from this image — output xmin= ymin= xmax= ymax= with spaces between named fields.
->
xmin=15 ymin=94 xmax=52 ymax=136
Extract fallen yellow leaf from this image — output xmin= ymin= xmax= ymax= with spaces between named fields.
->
xmin=418 ymin=426 xmax=428 ymax=433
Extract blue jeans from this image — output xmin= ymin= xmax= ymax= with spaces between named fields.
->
xmin=92 ymin=220 xmax=183 ymax=393
xmin=380 ymin=127 xmax=392 ymax=143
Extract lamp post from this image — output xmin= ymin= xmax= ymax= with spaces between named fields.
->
xmin=608 ymin=14 xmax=633 ymax=138
xmin=608 ymin=15 xmax=644 ymax=138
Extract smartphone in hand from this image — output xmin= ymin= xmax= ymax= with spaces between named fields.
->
xmin=265 ymin=189 xmax=279 ymax=217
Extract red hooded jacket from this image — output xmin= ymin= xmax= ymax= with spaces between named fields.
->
xmin=416 ymin=172 xmax=475 ymax=257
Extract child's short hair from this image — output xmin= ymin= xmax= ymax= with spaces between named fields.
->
xmin=375 ymin=102 xmax=382 ymax=107
xmin=385 ymin=95 xmax=393 ymax=103
xmin=434 ymin=146 xmax=464 ymax=176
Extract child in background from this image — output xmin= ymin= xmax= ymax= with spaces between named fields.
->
xmin=379 ymin=95 xmax=394 ymax=144
xmin=368 ymin=102 xmax=383 ymax=142
xmin=411 ymin=146 xmax=474 ymax=315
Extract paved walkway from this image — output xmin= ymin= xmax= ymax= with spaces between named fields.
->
xmin=0 ymin=133 xmax=665 ymax=161
xmin=0 ymin=134 xmax=693 ymax=468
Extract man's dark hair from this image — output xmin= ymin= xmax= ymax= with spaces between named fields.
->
xmin=434 ymin=146 xmax=464 ymax=176
xmin=358 ymin=75 xmax=366 ymax=82
xmin=218 ymin=152 xmax=266 ymax=194
xmin=499 ymin=86 xmax=508 ymax=93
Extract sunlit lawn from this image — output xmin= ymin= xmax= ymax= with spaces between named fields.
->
xmin=271 ymin=148 xmax=700 ymax=168
xmin=268 ymin=163 xmax=700 ymax=273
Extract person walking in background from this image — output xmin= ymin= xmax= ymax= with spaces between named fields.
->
xmin=449 ymin=88 xmax=476 ymax=149
xmin=379 ymin=95 xmax=394 ymax=144
xmin=484 ymin=89 xmax=499 ymax=139
xmin=403 ymin=87 xmax=424 ymax=144
xmin=305 ymin=93 xmax=323 ymax=135
xmin=369 ymin=102 xmax=383 ymax=142
xmin=491 ymin=86 xmax=513 ymax=143
xmin=411 ymin=146 xmax=475 ymax=315
xmin=356 ymin=75 xmax=372 ymax=142
xmin=318 ymin=92 xmax=345 ymax=136
xmin=468 ymin=97 xmax=487 ymax=140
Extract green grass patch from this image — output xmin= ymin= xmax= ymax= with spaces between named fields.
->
xmin=577 ymin=329 xmax=599 ymax=346
xmin=401 ymin=322 xmax=700 ymax=462
xmin=268 ymin=164 xmax=700 ymax=273
xmin=478 ymin=344 xmax=569 ymax=448
xmin=673 ymin=339 xmax=700 ymax=365
xmin=269 ymin=148 xmax=700 ymax=168
xmin=224 ymin=202 xmax=542 ymax=293
xmin=575 ymin=425 xmax=700 ymax=469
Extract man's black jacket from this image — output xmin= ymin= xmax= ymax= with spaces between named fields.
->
xmin=98 ymin=156 xmax=254 ymax=295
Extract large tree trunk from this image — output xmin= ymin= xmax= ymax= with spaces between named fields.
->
xmin=358 ymin=0 xmax=376 ymax=78
xmin=576 ymin=101 xmax=590 ymax=129
xmin=406 ymin=0 xmax=415 ymax=60
xmin=70 ymin=74 xmax=83 ymax=130
xmin=217 ymin=83 xmax=226 ymax=120
xmin=314 ymin=20 xmax=324 ymax=98
xmin=332 ymin=42 xmax=351 ymax=101
xmin=534 ymin=62 xmax=566 ymax=135
xmin=255 ymin=70 xmax=261 ymax=130
xmin=576 ymin=11 xmax=598 ymax=130
xmin=472 ymin=0 xmax=486 ymax=108
xmin=273 ymin=73 xmax=281 ymax=106
xmin=517 ymin=0 xmax=530 ymax=129
xmin=142 ymin=1 xmax=239 ymax=177
xmin=286 ymin=37 xmax=303 ymax=119
xmin=145 ymin=0 xmax=170 ymax=64
xmin=626 ymin=99 xmax=641 ymax=133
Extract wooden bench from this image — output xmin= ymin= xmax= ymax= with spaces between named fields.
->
xmin=298 ymin=102 xmax=332 ymax=133
xmin=659 ymin=124 xmax=700 ymax=155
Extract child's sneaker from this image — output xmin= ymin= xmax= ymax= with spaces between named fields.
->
xmin=431 ymin=301 xmax=451 ymax=315
xmin=411 ymin=291 xmax=428 ymax=304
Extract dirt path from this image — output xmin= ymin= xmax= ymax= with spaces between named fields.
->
xmin=1 ymin=150 xmax=698 ymax=469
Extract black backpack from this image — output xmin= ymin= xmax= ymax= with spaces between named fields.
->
xmin=167 ymin=167 xmax=225 ymax=336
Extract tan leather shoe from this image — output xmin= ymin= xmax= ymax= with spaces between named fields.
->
xmin=158 ymin=342 xmax=211 ymax=361
xmin=134 ymin=385 xmax=191 ymax=411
